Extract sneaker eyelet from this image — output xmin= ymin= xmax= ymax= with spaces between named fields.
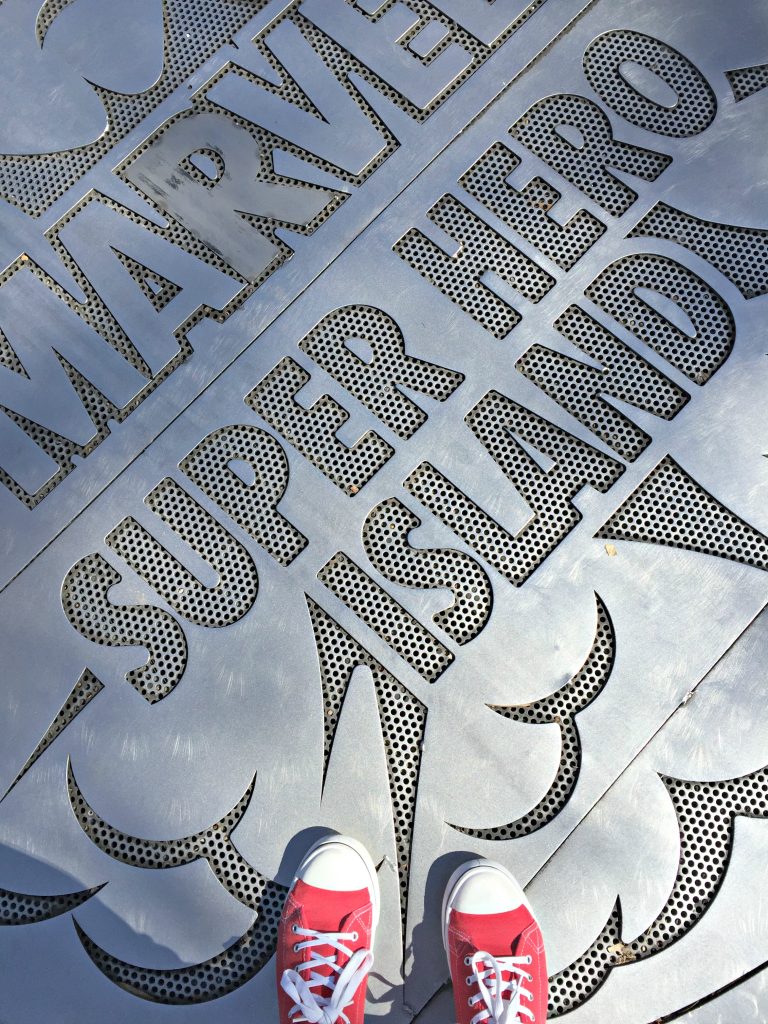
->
xmin=527 ymin=974 xmax=533 ymax=983
xmin=465 ymin=976 xmax=472 ymax=985
xmin=526 ymin=955 xmax=532 ymax=964
xmin=467 ymin=998 xmax=473 ymax=1007
xmin=464 ymin=956 xmax=471 ymax=966
xmin=293 ymin=944 xmax=300 ymax=953
xmin=351 ymin=931 xmax=358 ymax=942
xmin=291 ymin=925 xmax=298 ymax=934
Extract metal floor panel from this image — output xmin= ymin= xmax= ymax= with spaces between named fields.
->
xmin=0 ymin=0 xmax=590 ymax=585
xmin=1 ymin=0 xmax=768 ymax=1021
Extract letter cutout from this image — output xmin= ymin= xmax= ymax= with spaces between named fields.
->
xmin=180 ymin=424 xmax=307 ymax=566
xmin=207 ymin=19 xmax=388 ymax=178
xmin=318 ymin=552 xmax=454 ymax=682
xmin=585 ymin=253 xmax=734 ymax=384
xmin=299 ymin=305 xmax=464 ymax=438
xmin=461 ymin=141 xmax=605 ymax=270
xmin=517 ymin=305 xmax=689 ymax=462
xmin=583 ymin=31 xmax=716 ymax=137
xmin=56 ymin=196 xmax=239 ymax=374
xmin=246 ymin=357 xmax=393 ymax=494
xmin=362 ymin=497 xmax=492 ymax=646
xmin=301 ymin=0 xmax=472 ymax=111
xmin=62 ymin=553 xmax=187 ymax=703
xmin=123 ymin=112 xmax=334 ymax=282
xmin=510 ymin=95 xmax=670 ymax=216
xmin=460 ymin=394 xmax=624 ymax=582
xmin=394 ymin=194 xmax=554 ymax=339
xmin=106 ymin=479 xmax=259 ymax=627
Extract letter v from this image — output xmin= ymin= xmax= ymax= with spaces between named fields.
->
xmin=206 ymin=18 xmax=388 ymax=178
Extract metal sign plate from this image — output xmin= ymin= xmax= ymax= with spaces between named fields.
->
xmin=0 ymin=0 xmax=588 ymax=583
xmin=1 ymin=0 xmax=768 ymax=1021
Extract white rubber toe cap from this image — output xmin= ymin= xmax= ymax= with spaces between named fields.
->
xmin=442 ymin=859 xmax=531 ymax=948
xmin=300 ymin=842 xmax=369 ymax=891
xmin=294 ymin=835 xmax=381 ymax=924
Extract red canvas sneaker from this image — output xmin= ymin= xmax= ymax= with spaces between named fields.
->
xmin=443 ymin=859 xmax=547 ymax=1024
xmin=276 ymin=835 xmax=380 ymax=1024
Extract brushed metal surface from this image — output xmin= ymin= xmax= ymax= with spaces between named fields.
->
xmin=1 ymin=0 xmax=768 ymax=1020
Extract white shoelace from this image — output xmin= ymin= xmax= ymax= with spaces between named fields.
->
xmin=466 ymin=950 xmax=535 ymax=1024
xmin=280 ymin=926 xmax=373 ymax=1024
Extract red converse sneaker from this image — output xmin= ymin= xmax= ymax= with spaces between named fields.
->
xmin=443 ymin=859 xmax=547 ymax=1024
xmin=276 ymin=835 xmax=379 ymax=1024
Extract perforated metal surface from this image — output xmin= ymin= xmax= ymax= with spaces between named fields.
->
xmin=308 ymin=598 xmax=426 ymax=938
xmin=2 ymin=0 xmax=768 ymax=1021
xmin=394 ymin=192 xmax=556 ymax=337
xmin=508 ymin=92 xmax=672 ymax=216
xmin=597 ymin=456 xmax=768 ymax=574
xmin=726 ymin=62 xmax=768 ymax=102
xmin=461 ymin=141 xmax=607 ymax=271
xmin=581 ymin=31 xmax=717 ymax=138
xmin=584 ymin=254 xmax=734 ymax=384
xmin=298 ymin=304 xmax=465 ymax=439
xmin=62 ymin=554 xmax=188 ymax=702
xmin=318 ymin=551 xmax=454 ymax=683
xmin=546 ymin=753 xmax=768 ymax=1017
xmin=518 ymin=305 xmax=689 ymax=463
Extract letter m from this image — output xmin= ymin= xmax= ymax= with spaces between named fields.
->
xmin=0 ymin=263 xmax=146 ymax=500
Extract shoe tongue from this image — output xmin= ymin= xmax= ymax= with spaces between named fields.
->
xmin=292 ymin=880 xmax=370 ymax=934
xmin=291 ymin=881 xmax=371 ymax=1000
xmin=453 ymin=906 xmax=534 ymax=959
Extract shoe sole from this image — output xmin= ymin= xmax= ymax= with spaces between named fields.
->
xmin=441 ymin=858 xmax=533 ymax=953
xmin=293 ymin=833 xmax=381 ymax=929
